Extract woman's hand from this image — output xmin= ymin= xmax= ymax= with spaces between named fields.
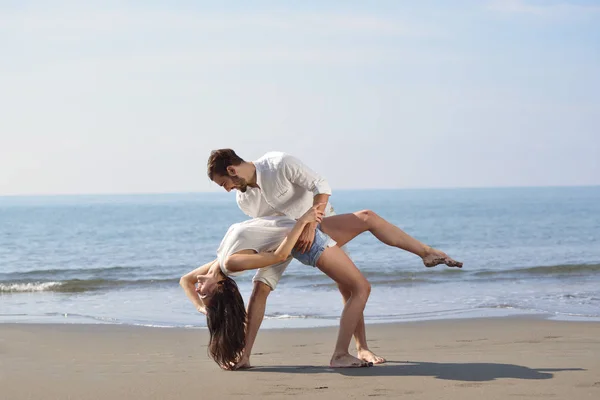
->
xmin=298 ymin=204 xmax=325 ymax=224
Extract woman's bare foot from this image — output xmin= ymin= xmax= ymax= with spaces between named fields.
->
xmin=357 ymin=349 xmax=386 ymax=364
xmin=232 ymin=355 xmax=252 ymax=370
xmin=422 ymin=246 xmax=463 ymax=268
xmin=330 ymin=353 xmax=373 ymax=368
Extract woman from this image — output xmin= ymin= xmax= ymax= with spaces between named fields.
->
xmin=181 ymin=206 xmax=462 ymax=370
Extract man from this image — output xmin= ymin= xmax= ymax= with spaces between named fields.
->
xmin=206 ymin=149 xmax=335 ymax=369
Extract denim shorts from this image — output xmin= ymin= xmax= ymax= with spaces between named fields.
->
xmin=291 ymin=228 xmax=336 ymax=267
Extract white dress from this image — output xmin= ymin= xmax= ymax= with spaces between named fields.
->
xmin=216 ymin=216 xmax=297 ymax=288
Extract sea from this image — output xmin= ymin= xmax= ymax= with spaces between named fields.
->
xmin=1 ymin=187 xmax=599 ymax=329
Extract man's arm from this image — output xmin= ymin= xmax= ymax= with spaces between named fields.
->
xmin=295 ymin=194 xmax=329 ymax=253
xmin=179 ymin=259 xmax=217 ymax=315
xmin=281 ymin=154 xmax=332 ymax=253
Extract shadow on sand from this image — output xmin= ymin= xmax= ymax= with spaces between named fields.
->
xmin=243 ymin=360 xmax=584 ymax=381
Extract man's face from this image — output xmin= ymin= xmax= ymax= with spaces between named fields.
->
xmin=213 ymin=174 xmax=249 ymax=193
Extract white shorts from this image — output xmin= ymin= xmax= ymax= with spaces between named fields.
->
xmin=252 ymin=257 xmax=292 ymax=290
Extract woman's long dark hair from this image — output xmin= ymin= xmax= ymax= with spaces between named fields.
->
xmin=206 ymin=276 xmax=247 ymax=369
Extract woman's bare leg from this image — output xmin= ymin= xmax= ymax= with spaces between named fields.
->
xmin=316 ymin=246 xmax=372 ymax=368
xmin=321 ymin=210 xmax=462 ymax=268
xmin=337 ymin=284 xmax=386 ymax=364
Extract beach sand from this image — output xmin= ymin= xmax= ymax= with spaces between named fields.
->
xmin=1 ymin=318 xmax=599 ymax=399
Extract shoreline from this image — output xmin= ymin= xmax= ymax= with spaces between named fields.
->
xmin=4 ymin=312 xmax=600 ymax=330
xmin=2 ymin=317 xmax=599 ymax=399
xmin=3 ymin=308 xmax=600 ymax=330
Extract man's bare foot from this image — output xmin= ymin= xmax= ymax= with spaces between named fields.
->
xmin=422 ymin=246 xmax=463 ymax=268
xmin=357 ymin=349 xmax=386 ymax=364
xmin=232 ymin=356 xmax=252 ymax=370
xmin=330 ymin=353 xmax=373 ymax=368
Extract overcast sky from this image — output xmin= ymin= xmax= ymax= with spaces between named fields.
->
xmin=1 ymin=0 xmax=598 ymax=195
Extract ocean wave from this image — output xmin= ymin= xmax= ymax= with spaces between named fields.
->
xmin=3 ymin=266 xmax=139 ymax=276
xmin=0 ymin=278 xmax=177 ymax=293
xmin=479 ymin=303 xmax=600 ymax=318
xmin=0 ymin=265 xmax=186 ymax=280
xmin=474 ymin=263 xmax=600 ymax=277
xmin=264 ymin=314 xmax=309 ymax=320
xmin=0 ymin=282 xmax=63 ymax=292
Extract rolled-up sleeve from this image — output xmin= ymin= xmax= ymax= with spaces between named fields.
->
xmin=281 ymin=154 xmax=332 ymax=196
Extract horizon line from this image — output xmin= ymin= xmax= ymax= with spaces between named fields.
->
xmin=1 ymin=184 xmax=599 ymax=198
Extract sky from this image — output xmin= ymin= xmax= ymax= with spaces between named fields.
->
xmin=1 ymin=0 xmax=599 ymax=195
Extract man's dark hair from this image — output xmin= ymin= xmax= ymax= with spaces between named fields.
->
xmin=207 ymin=149 xmax=245 ymax=180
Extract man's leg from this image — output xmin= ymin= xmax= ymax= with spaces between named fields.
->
xmin=321 ymin=210 xmax=462 ymax=268
xmin=234 ymin=281 xmax=271 ymax=370
xmin=337 ymin=284 xmax=386 ymax=364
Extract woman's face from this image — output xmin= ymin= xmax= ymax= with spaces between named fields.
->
xmin=195 ymin=274 xmax=220 ymax=302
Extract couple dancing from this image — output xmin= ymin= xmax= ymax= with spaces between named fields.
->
xmin=180 ymin=149 xmax=462 ymax=370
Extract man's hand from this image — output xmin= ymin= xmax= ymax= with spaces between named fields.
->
xmin=295 ymin=223 xmax=316 ymax=254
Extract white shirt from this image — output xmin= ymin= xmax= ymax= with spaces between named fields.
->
xmin=216 ymin=216 xmax=296 ymax=277
xmin=236 ymin=152 xmax=334 ymax=219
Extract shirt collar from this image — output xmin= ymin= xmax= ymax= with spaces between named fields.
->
xmin=252 ymin=161 xmax=265 ymax=190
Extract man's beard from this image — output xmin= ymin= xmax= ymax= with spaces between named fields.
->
xmin=232 ymin=176 xmax=248 ymax=192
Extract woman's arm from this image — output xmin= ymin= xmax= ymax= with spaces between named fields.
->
xmin=225 ymin=205 xmax=324 ymax=273
xmin=179 ymin=259 xmax=218 ymax=314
